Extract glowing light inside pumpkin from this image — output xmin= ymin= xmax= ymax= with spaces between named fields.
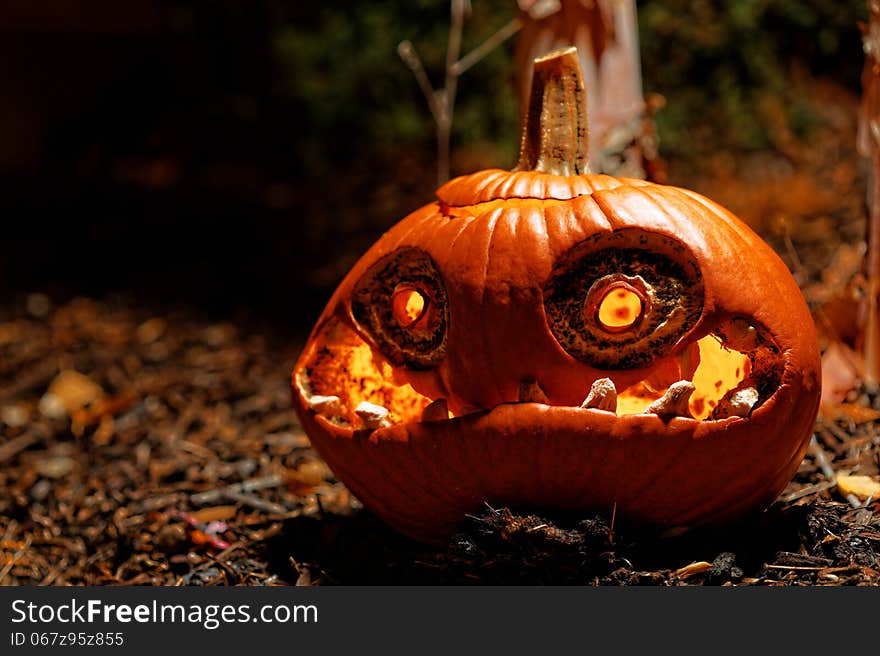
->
xmin=689 ymin=335 xmax=751 ymax=418
xmin=617 ymin=334 xmax=752 ymax=420
xmin=392 ymin=286 xmax=427 ymax=328
xmin=300 ymin=319 xmax=432 ymax=426
xmin=302 ymin=317 xmax=759 ymax=425
xmin=597 ymin=287 xmax=643 ymax=331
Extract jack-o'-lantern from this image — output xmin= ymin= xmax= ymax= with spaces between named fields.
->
xmin=291 ymin=48 xmax=821 ymax=543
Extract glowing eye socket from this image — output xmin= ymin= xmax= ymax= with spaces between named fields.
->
xmin=543 ymin=229 xmax=704 ymax=369
xmin=350 ymin=247 xmax=448 ymax=370
xmin=391 ymin=286 xmax=428 ymax=328
xmin=596 ymin=286 xmax=644 ymax=332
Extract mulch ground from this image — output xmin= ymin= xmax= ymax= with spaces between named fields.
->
xmin=0 ymin=294 xmax=877 ymax=586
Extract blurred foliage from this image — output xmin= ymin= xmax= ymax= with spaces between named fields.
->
xmin=639 ymin=0 xmax=867 ymax=160
xmin=164 ymin=0 xmax=518 ymax=177
xmin=273 ymin=0 xmax=520 ymax=175
xmin=163 ymin=1 xmax=866 ymax=176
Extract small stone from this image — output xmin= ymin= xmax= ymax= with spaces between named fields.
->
xmin=26 ymin=292 xmax=51 ymax=318
xmin=581 ymin=378 xmax=618 ymax=412
xmin=707 ymin=552 xmax=743 ymax=584
xmin=36 ymin=456 xmax=76 ymax=479
xmin=645 ymin=380 xmax=694 ymax=419
xmin=136 ymin=317 xmax=167 ymax=344
xmin=293 ymin=460 xmax=327 ymax=487
xmin=38 ymin=393 xmax=67 ymax=420
xmin=713 ymin=386 xmax=759 ymax=419
xmin=203 ymin=323 xmax=236 ymax=347
xmin=30 ymin=479 xmax=52 ymax=501
xmin=30 ymin=478 xmax=52 ymax=501
xmin=1 ymin=404 xmax=29 ymax=428
xmin=309 ymin=394 xmax=344 ymax=416
xmin=39 ymin=370 xmax=103 ymax=418
xmin=355 ymin=401 xmax=392 ymax=429
xmin=235 ymin=458 xmax=258 ymax=478
xmin=156 ymin=524 xmax=188 ymax=552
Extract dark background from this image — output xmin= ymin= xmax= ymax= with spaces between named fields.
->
xmin=0 ymin=0 xmax=867 ymax=329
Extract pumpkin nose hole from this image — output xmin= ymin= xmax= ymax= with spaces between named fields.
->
xmin=391 ymin=286 xmax=428 ymax=328
xmin=597 ymin=286 xmax=644 ymax=332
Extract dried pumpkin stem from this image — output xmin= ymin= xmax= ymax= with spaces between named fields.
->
xmin=515 ymin=46 xmax=591 ymax=175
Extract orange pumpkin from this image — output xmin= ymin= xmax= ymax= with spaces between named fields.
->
xmin=291 ymin=48 xmax=821 ymax=543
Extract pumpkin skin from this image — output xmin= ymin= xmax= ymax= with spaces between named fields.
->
xmin=291 ymin=49 xmax=820 ymax=543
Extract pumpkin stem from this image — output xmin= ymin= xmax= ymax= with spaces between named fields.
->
xmin=515 ymin=47 xmax=591 ymax=176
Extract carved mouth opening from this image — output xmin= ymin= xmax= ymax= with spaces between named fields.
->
xmin=294 ymin=315 xmax=782 ymax=432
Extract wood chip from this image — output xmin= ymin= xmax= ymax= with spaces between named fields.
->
xmin=836 ymin=474 xmax=880 ymax=501
xmin=189 ymin=506 xmax=238 ymax=523
xmin=672 ymin=561 xmax=712 ymax=579
xmin=819 ymin=402 xmax=880 ymax=424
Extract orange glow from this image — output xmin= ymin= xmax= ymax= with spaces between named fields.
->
xmin=617 ymin=381 xmax=661 ymax=416
xmin=689 ymin=335 xmax=750 ymax=419
xmin=392 ymin=287 xmax=427 ymax=328
xmin=303 ymin=321 xmax=755 ymax=425
xmin=618 ymin=335 xmax=751 ymax=419
xmin=301 ymin=319 xmax=431 ymax=425
xmin=597 ymin=287 xmax=643 ymax=330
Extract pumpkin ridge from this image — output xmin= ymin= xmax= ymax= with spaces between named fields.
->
xmin=436 ymin=169 xmax=654 ymax=207
xmin=475 ymin=209 xmax=507 ymax=405
xmin=385 ymin=203 xmax=446 ymax=255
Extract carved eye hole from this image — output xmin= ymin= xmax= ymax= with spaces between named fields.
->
xmin=544 ymin=229 xmax=704 ymax=369
xmin=594 ymin=282 xmax=646 ymax=333
xmin=392 ymin=285 xmax=429 ymax=329
xmin=350 ymin=247 xmax=448 ymax=370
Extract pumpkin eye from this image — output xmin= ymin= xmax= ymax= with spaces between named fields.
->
xmin=350 ymin=247 xmax=448 ymax=369
xmin=544 ymin=229 xmax=704 ymax=369
xmin=595 ymin=284 xmax=645 ymax=332
xmin=391 ymin=285 xmax=429 ymax=329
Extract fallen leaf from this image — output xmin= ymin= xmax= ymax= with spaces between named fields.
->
xmin=836 ymin=474 xmax=880 ymax=501
xmin=672 ymin=561 xmax=712 ymax=579
xmin=71 ymin=393 xmax=135 ymax=436
xmin=819 ymin=402 xmax=880 ymax=424
xmin=1 ymin=404 xmax=29 ymax=428
xmin=136 ymin=317 xmax=167 ymax=344
xmin=35 ymin=456 xmax=76 ymax=479
xmin=820 ymin=342 xmax=862 ymax=404
xmin=189 ymin=506 xmax=237 ymax=523
xmin=39 ymin=370 xmax=103 ymax=419
xmin=290 ymin=461 xmax=327 ymax=487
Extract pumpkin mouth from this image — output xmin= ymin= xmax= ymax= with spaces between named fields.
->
xmin=293 ymin=315 xmax=783 ymax=433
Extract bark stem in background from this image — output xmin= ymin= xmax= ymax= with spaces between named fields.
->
xmin=858 ymin=0 xmax=880 ymax=385
xmin=401 ymin=1 xmax=653 ymax=184
xmin=399 ymin=0 xmax=471 ymax=186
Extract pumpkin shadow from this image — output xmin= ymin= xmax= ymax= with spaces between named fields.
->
xmin=261 ymin=510 xmax=447 ymax=585
xmin=259 ymin=502 xmax=813 ymax=585
xmin=625 ymin=504 xmax=811 ymax=581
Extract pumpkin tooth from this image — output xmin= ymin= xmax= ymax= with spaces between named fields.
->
xmin=580 ymin=378 xmax=617 ymax=412
xmin=645 ymin=381 xmax=695 ymax=419
xmin=355 ymin=401 xmax=393 ymax=429
xmin=421 ymin=398 xmax=450 ymax=422
xmin=518 ymin=378 xmax=549 ymax=403
xmin=308 ymin=394 xmax=344 ymax=416
xmin=713 ymin=386 xmax=759 ymax=419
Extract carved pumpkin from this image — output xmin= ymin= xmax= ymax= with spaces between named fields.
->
xmin=291 ymin=49 xmax=821 ymax=543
